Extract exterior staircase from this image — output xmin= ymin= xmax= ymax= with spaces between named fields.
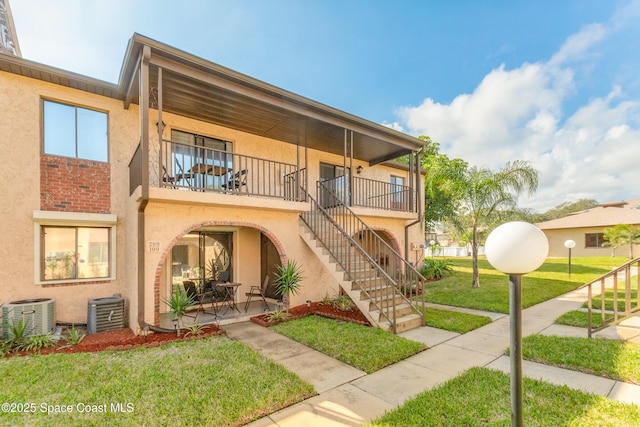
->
xmin=299 ymin=181 xmax=426 ymax=334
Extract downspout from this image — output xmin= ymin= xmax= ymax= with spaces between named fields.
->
xmin=137 ymin=46 xmax=151 ymax=327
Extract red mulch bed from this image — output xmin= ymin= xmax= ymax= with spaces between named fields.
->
xmin=10 ymin=325 xmax=224 ymax=357
xmin=7 ymin=301 xmax=368 ymax=357
xmin=250 ymin=302 xmax=371 ymax=327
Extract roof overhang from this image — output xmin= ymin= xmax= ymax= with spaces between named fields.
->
xmin=118 ymin=34 xmax=425 ymax=165
xmin=0 ymin=33 xmax=425 ymax=164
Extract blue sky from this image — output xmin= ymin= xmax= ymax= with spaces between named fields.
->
xmin=10 ymin=0 xmax=640 ymax=211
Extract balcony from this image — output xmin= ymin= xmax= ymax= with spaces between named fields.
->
xmin=321 ymin=176 xmax=417 ymax=213
xmin=143 ymin=139 xmax=307 ymax=201
xmin=129 ymin=140 xmax=417 ymax=214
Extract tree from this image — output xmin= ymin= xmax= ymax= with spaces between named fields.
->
xmin=603 ymin=224 xmax=640 ymax=259
xmin=533 ymin=199 xmax=599 ymax=222
xmin=420 ymin=136 xmax=468 ymax=231
xmin=456 ymin=161 xmax=539 ymax=288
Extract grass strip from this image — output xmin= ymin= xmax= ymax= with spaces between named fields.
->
xmin=0 ymin=336 xmax=314 ymax=427
xmin=368 ymin=367 xmax=640 ymax=426
xmin=423 ymin=307 xmax=492 ymax=333
xmin=555 ymin=310 xmax=607 ymax=328
xmin=522 ymin=335 xmax=640 ymax=385
xmin=270 ymin=315 xmax=425 ymax=373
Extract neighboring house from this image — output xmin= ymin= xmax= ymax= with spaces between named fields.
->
xmin=537 ymin=199 xmax=640 ymax=258
xmin=0 ymin=33 xmax=426 ymax=334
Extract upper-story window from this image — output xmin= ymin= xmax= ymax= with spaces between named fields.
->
xmin=43 ymin=100 xmax=108 ymax=162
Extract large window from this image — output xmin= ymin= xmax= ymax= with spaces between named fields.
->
xmin=43 ymin=100 xmax=108 ymax=162
xmin=34 ymin=211 xmax=117 ymax=284
xmin=41 ymin=226 xmax=110 ymax=281
xmin=585 ymin=233 xmax=606 ymax=248
xmin=170 ymin=129 xmax=233 ymax=188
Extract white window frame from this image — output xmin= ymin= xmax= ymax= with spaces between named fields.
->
xmin=33 ymin=210 xmax=117 ymax=285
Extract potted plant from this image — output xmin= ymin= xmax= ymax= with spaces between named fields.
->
xmin=274 ymin=260 xmax=304 ymax=312
xmin=163 ymin=288 xmax=196 ymax=336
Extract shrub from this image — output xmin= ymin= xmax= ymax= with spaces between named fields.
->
xmin=64 ymin=324 xmax=86 ymax=346
xmin=23 ymin=334 xmax=55 ymax=352
xmin=330 ymin=293 xmax=354 ymax=311
xmin=420 ymin=258 xmax=453 ymax=280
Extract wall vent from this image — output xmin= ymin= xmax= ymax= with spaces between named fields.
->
xmin=87 ymin=296 xmax=125 ymax=334
xmin=2 ymin=298 xmax=55 ymax=338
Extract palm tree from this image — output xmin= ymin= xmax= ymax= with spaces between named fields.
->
xmin=458 ymin=160 xmax=539 ymax=288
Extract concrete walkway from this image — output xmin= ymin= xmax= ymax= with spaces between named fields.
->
xmin=225 ymin=286 xmax=640 ymax=426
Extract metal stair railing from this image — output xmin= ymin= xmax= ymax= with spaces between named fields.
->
xmin=583 ymin=257 xmax=640 ymax=337
xmin=300 ymin=179 xmax=426 ymax=332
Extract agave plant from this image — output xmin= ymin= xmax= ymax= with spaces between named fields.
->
xmin=163 ymin=288 xmax=196 ymax=336
xmin=274 ymin=260 xmax=304 ymax=312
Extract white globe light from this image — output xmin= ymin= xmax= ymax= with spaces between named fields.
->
xmin=564 ymin=239 xmax=576 ymax=249
xmin=485 ymin=222 xmax=549 ymax=274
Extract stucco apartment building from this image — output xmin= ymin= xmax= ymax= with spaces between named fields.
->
xmin=0 ymin=33 xmax=427 ymax=335
xmin=537 ymin=199 xmax=640 ymax=258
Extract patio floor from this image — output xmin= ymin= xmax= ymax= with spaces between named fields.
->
xmin=159 ymin=299 xmax=280 ymax=330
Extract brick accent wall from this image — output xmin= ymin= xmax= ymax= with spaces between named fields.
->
xmin=40 ymin=154 xmax=111 ymax=214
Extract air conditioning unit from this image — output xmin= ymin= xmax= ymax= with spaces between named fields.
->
xmin=2 ymin=298 xmax=55 ymax=338
xmin=87 ymin=296 xmax=125 ymax=334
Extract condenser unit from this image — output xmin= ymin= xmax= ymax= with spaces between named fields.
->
xmin=87 ymin=296 xmax=125 ymax=334
xmin=2 ymin=298 xmax=55 ymax=338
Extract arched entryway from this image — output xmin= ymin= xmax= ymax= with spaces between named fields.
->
xmin=352 ymin=228 xmax=402 ymax=278
xmin=153 ymin=221 xmax=287 ymax=325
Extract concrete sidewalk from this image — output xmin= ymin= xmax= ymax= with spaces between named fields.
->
xmin=226 ymin=287 xmax=640 ymax=426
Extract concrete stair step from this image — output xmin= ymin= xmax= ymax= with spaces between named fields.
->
xmin=371 ymin=303 xmax=414 ymax=321
xmin=368 ymin=294 xmax=405 ymax=311
xmin=379 ymin=313 xmax=423 ymax=333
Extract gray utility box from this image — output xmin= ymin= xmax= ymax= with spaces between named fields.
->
xmin=87 ymin=296 xmax=125 ymax=334
xmin=2 ymin=298 xmax=55 ymax=338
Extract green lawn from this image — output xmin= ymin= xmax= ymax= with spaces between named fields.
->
xmin=555 ymin=310 xmax=606 ymax=328
xmin=0 ymin=336 xmax=314 ymax=427
xmin=270 ymin=315 xmax=425 ymax=373
xmin=368 ymin=367 xmax=640 ymax=427
xmin=422 ymin=307 xmax=493 ymax=333
xmin=521 ymin=335 xmax=640 ymax=385
xmin=556 ymin=284 xmax=638 ymax=328
xmin=421 ymin=257 xmax=627 ymax=313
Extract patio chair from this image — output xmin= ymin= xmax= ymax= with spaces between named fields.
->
xmin=198 ymin=279 xmax=227 ymax=315
xmin=162 ymin=159 xmax=190 ymax=187
xmin=181 ymin=280 xmax=200 ymax=321
xmin=221 ymin=169 xmax=248 ymax=191
xmin=244 ymin=275 xmax=270 ymax=312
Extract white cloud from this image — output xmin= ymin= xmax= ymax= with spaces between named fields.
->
xmin=396 ymin=4 xmax=640 ymax=212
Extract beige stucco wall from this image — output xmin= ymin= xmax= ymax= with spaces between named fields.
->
xmin=0 ymin=71 xmax=139 ymax=324
xmin=543 ymin=227 xmax=640 ymax=258
xmin=141 ymin=200 xmax=343 ymax=327
xmin=1 ymin=69 xmax=424 ymax=330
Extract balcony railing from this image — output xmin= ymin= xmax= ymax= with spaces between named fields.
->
xmin=159 ymin=140 xmax=306 ymax=201
xmin=322 ymin=176 xmax=417 ymax=213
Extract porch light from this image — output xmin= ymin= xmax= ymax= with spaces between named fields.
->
xmin=485 ymin=221 xmax=548 ymax=427
xmin=357 ymin=165 xmax=363 ymax=174
xmin=564 ymin=239 xmax=576 ymax=277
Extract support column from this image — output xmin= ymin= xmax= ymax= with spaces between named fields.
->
xmin=137 ymin=46 xmax=151 ymax=326
xmin=157 ymin=67 xmax=163 ymax=186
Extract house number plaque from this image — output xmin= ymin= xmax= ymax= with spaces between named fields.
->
xmin=146 ymin=241 xmax=161 ymax=253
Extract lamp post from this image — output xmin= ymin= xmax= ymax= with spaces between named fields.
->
xmin=485 ymin=222 xmax=548 ymax=427
xmin=564 ymin=239 xmax=576 ymax=277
